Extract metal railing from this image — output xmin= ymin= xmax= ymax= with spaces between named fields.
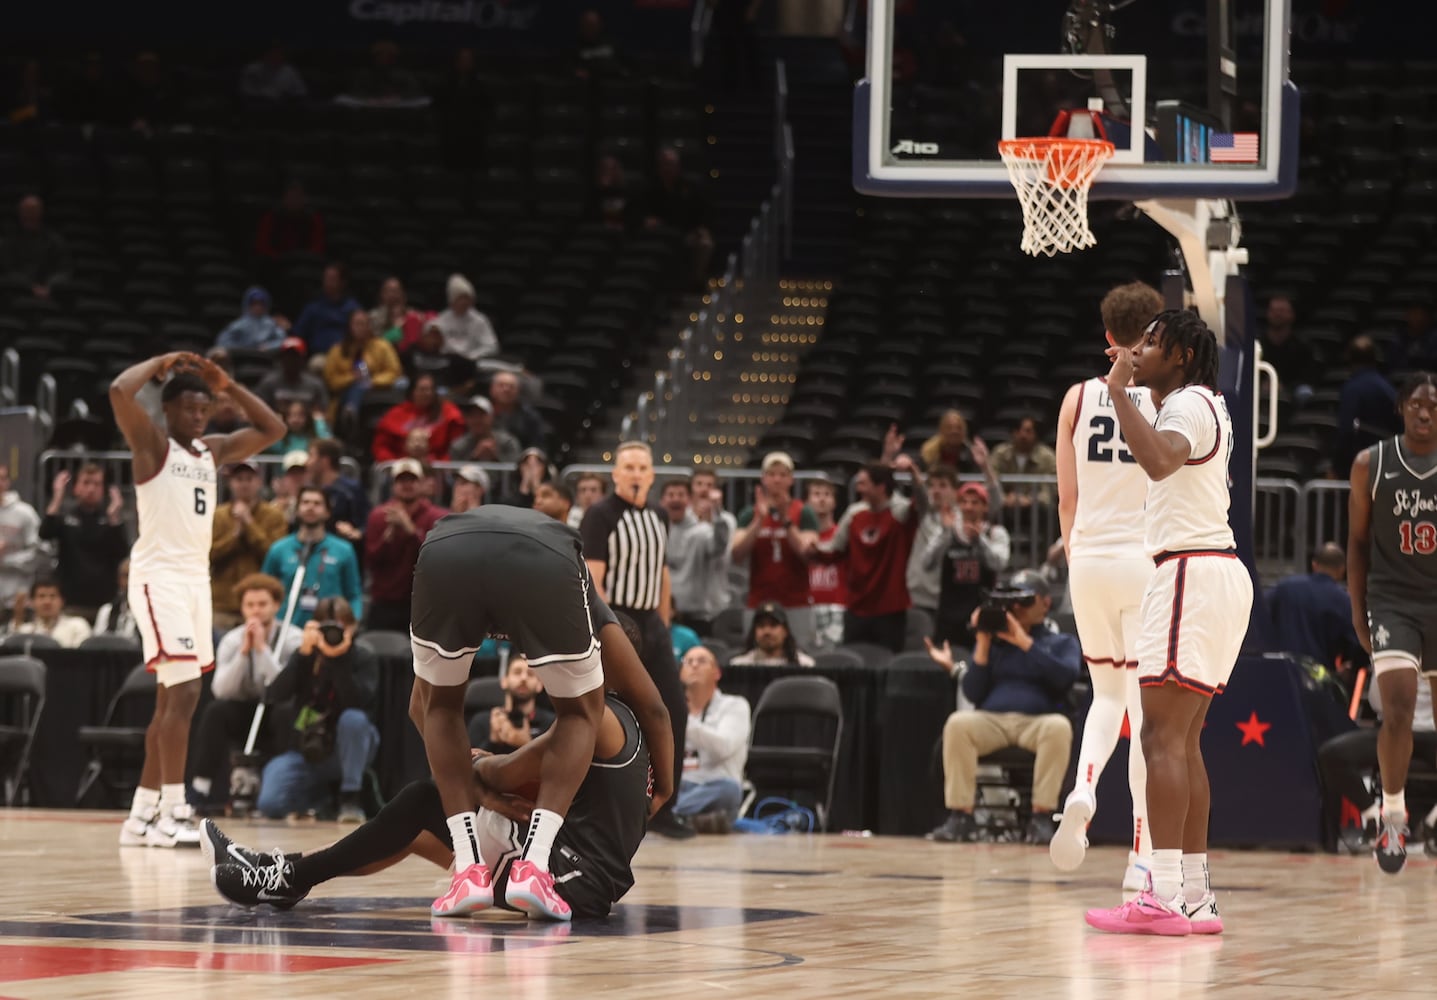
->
xmin=0 ymin=348 xmax=18 ymax=408
xmin=620 ymin=59 xmax=794 ymax=461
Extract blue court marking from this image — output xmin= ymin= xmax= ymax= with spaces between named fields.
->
xmin=632 ymin=865 xmax=835 ymax=877
xmin=0 ymin=901 xmax=817 ymax=955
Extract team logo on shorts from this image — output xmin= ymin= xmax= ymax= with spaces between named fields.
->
xmin=178 ymin=637 xmax=194 ymax=650
xmin=1373 ymin=624 xmax=1390 ymax=650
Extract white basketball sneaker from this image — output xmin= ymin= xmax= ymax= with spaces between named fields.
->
xmin=1122 ymin=852 xmax=1151 ymax=894
xmin=1050 ymin=789 xmax=1094 ymax=871
xmin=147 ymin=803 xmax=202 ymax=848
xmin=119 ymin=816 xmax=153 ymax=846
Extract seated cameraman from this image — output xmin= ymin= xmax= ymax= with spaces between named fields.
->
xmin=927 ymin=571 xmax=1079 ymax=845
xmin=256 ymin=596 xmax=380 ymax=823
xmin=466 ymin=653 xmax=555 ymax=753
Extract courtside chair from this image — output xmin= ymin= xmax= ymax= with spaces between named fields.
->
xmin=74 ymin=663 xmax=154 ymax=807
xmin=744 ymin=675 xmax=844 ymax=832
xmin=0 ymin=656 xmax=46 ymax=806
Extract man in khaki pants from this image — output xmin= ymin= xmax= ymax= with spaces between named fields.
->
xmin=926 ymin=570 xmax=1079 ymax=846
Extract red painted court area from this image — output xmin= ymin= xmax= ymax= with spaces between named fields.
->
xmin=0 ymin=943 xmax=396 ymax=983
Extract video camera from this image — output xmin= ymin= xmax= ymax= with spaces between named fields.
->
xmin=975 ymin=584 xmax=1040 ymax=634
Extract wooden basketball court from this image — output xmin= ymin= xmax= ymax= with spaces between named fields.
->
xmin=0 ymin=809 xmax=1426 ymax=998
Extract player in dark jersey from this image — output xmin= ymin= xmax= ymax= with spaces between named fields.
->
xmin=1349 ymin=372 xmax=1437 ymax=874
xmin=205 ymin=692 xmax=651 ymax=919
xmin=406 ymin=506 xmax=673 ymax=920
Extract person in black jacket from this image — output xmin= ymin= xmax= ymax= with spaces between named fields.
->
xmin=254 ymin=596 xmax=379 ymax=823
xmin=38 ymin=464 xmax=129 ymax=622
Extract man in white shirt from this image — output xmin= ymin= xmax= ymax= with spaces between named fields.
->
xmin=674 ymin=645 xmax=752 ymax=832
xmin=7 ymin=579 xmax=91 ymax=647
xmin=0 ymin=464 xmax=41 ymax=609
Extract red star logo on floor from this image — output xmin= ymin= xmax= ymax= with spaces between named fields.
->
xmin=1235 ymin=711 xmax=1271 ymax=747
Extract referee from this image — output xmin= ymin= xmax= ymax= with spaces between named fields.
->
xmin=581 ymin=441 xmax=692 ymax=839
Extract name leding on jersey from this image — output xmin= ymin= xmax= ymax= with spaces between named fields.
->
xmin=167 ymin=460 xmax=216 ymax=483
xmin=1393 ymin=489 xmax=1437 ymax=517
xmin=1095 ymin=389 xmax=1145 ymax=409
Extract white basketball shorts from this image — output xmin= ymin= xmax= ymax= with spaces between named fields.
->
xmin=1069 ymin=554 xmax=1154 ymax=670
xmin=1136 ymin=550 xmax=1253 ymax=696
xmin=130 ymin=577 xmax=214 ymax=686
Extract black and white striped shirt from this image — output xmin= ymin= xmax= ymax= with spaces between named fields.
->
xmin=580 ymin=494 xmax=668 ymax=611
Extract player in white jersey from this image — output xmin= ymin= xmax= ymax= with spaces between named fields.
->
xmin=1050 ymin=282 xmax=1164 ymax=892
xmin=110 ymin=352 xmax=284 ymax=847
xmin=1086 ymin=311 xmax=1253 ymax=938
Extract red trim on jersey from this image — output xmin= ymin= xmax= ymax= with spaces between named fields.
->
xmin=1153 ymin=548 xmax=1237 ymax=567
xmin=140 ymin=583 xmax=203 ymax=673
xmin=1184 ymin=393 xmax=1222 ymax=465
xmin=1071 ymin=380 xmax=1087 ymax=443
xmin=1140 ymin=666 xmax=1224 ymax=697
xmin=1083 ymin=654 xmax=1139 ymax=668
xmin=1165 ymin=558 xmax=1187 ymax=672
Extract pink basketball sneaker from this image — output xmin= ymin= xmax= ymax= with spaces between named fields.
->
xmin=505 ymin=860 xmax=572 ymax=921
xmin=1085 ymin=890 xmax=1192 ymax=936
xmin=432 ymin=863 xmax=493 ymax=918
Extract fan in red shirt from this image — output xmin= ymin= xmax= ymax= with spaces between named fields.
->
xmin=363 ymin=458 xmax=448 ymax=632
xmin=804 ymin=477 xmax=847 ymax=650
xmin=371 ymin=372 xmax=465 ymax=463
xmin=811 ymin=457 xmax=926 ymax=652
xmin=730 ymin=452 xmax=820 ymax=651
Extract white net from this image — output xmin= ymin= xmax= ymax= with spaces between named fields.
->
xmin=998 ymin=138 xmax=1115 ymax=257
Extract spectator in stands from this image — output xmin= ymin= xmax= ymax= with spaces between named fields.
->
xmin=811 ymin=457 xmax=926 ymax=652
xmin=663 ymin=476 xmax=732 ymax=636
xmin=364 ymin=458 xmax=446 ymax=632
xmin=124 ymin=51 xmax=172 ymax=134
xmin=925 ymin=481 xmax=1010 ymax=649
xmin=239 ymin=43 xmax=308 ymax=102
xmin=989 ymin=415 xmax=1057 ymax=509
xmin=0 ymin=194 xmax=70 ymax=299
xmin=805 ymin=476 xmax=846 ymax=650
xmin=261 ymin=487 xmax=363 ymax=627
xmin=498 ymin=448 xmax=553 ymax=508
xmin=266 ymin=400 xmax=330 ymax=457
xmin=570 ymin=471 xmax=608 ymax=530
xmin=487 ymin=370 xmax=544 ymax=449
xmin=1267 ymin=542 xmax=1366 ymax=671
xmin=256 ymin=338 xmax=329 ymax=415
xmin=190 ymin=573 xmax=304 ymax=813
xmin=0 ymin=463 xmax=41 ymax=610
xmin=691 ymin=464 xmax=738 ymax=594
xmin=643 ymin=147 xmax=714 ymax=287
xmin=254 ymin=180 xmax=326 ymax=261
xmin=675 ymin=645 xmax=751 ymax=833
xmin=324 ymin=308 xmax=403 ymax=427
xmin=211 ymin=459 xmax=290 ymax=633
xmin=344 ymin=40 xmax=424 ymax=105
xmin=216 ymin=286 xmax=288 ymax=353
xmin=593 ymin=155 xmax=634 ymax=232
xmin=1260 ymin=293 xmax=1315 ymax=408
xmin=93 ymin=558 xmax=139 ymax=642
xmin=1333 ymin=334 xmax=1400 ymax=477
xmin=920 ymin=410 xmax=1001 ymax=496
xmin=371 ymin=372 xmax=464 ymax=464
xmin=1393 ymin=303 xmax=1437 ymax=373
xmin=272 ymin=450 xmax=309 ymax=525
xmin=732 ymin=451 xmax=819 ymax=649
xmin=6 ymin=578 xmax=90 ymax=647
xmin=369 ymin=277 xmax=424 ymax=353
xmin=449 ymin=395 xmax=520 ymax=464
xmin=435 ymin=273 xmax=499 ymax=363
xmin=256 ymin=596 xmax=379 ymax=823
xmin=39 ymin=465 xmax=127 ymax=622
xmin=397 ymin=430 xmax=442 ymax=499
xmin=533 ymin=480 xmax=573 ymax=524
xmin=405 ymin=319 xmax=473 ymax=391
xmin=926 ymin=571 xmax=1078 ymax=845
xmin=470 ymin=654 xmax=555 ymax=754
xmin=296 ymin=263 xmax=361 ymax=355
xmin=450 ymin=465 xmax=488 ymax=513
xmin=574 ymin=9 xmax=621 ymax=79
xmin=306 ymin=439 xmax=367 ymax=552
xmin=908 ymin=465 xmax=956 ymax=628
xmin=730 ymin=602 xmax=816 ymax=667
xmin=434 ymin=48 xmax=485 ymax=169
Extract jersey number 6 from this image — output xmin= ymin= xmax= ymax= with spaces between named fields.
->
xmin=1087 ymin=415 xmax=1136 ymax=464
xmin=194 ymin=487 xmax=207 ymax=516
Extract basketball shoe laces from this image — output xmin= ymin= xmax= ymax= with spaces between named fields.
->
xmin=1379 ymin=815 xmax=1408 ymax=857
xmin=238 ymin=850 xmax=294 ymax=895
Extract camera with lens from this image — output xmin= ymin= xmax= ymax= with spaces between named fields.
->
xmin=975 ymin=585 xmax=1039 ymax=634
xmin=317 ymin=620 xmax=346 ymax=646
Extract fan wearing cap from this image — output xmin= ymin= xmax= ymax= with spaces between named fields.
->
xmin=364 ymin=458 xmax=449 ymax=633
xmin=919 ymin=477 xmax=1012 ymax=650
xmin=211 ymin=459 xmax=291 ymax=632
xmin=371 ymin=373 xmax=465 ymax=465
xmin=731 ymin=451 xmax=822 ymax=651
xmin=434 ymin=273 xmax=500 ymax=363
xmin=498 ymin=448 xmax=554 ymax=508
xmin=255 ymin=338 xmax=330 ymax=417
xmin=730 ymin=602 xmax=816 ymax=667
xmin=272 ymin=450 xmax=311 ymax=525
xmin=451 ymin=465 xmax=489 ymax=513
xmin=216 ymin=286 xmax=289 ymax=353
xmin=450 ymin=395 xmax=521 ymax=464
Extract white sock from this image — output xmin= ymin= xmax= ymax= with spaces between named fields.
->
xmin=1150 ymin=849 xmax=1182 ymax=903
xmin=522 ymin=808 xmax=564 ymax=872
xmin=159 ymin=783 xmax=185 ymax=817
xmin=190 ymin=776 xmax=212 ymax=798
xmin=129 ymin=786 xmax=160 ymax=822
xmin=1181 ymin=852 xmax=1209 ymax=899
xmin=448 ymin=812 xmax=482 ymax=869
xmin=1383 ymin=790 xmax=1406 ymax=818
xmin=1127 ymin=849 xmax=1148 ymax=872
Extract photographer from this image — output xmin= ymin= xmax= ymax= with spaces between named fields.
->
xmin=467 ymin=654 xmax=555 ymax=753
xmin=256 ymin=596 xmax=379 ymax=823
xmin=927 ymin=571 xmax=1079 ymax=845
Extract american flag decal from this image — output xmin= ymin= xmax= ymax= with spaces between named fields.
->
xmin=1210 ymin=132 xmax=1260 ymax=163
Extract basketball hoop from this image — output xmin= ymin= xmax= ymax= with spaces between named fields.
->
xmin=999 ymin=107 xmax=1115 ymax=257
